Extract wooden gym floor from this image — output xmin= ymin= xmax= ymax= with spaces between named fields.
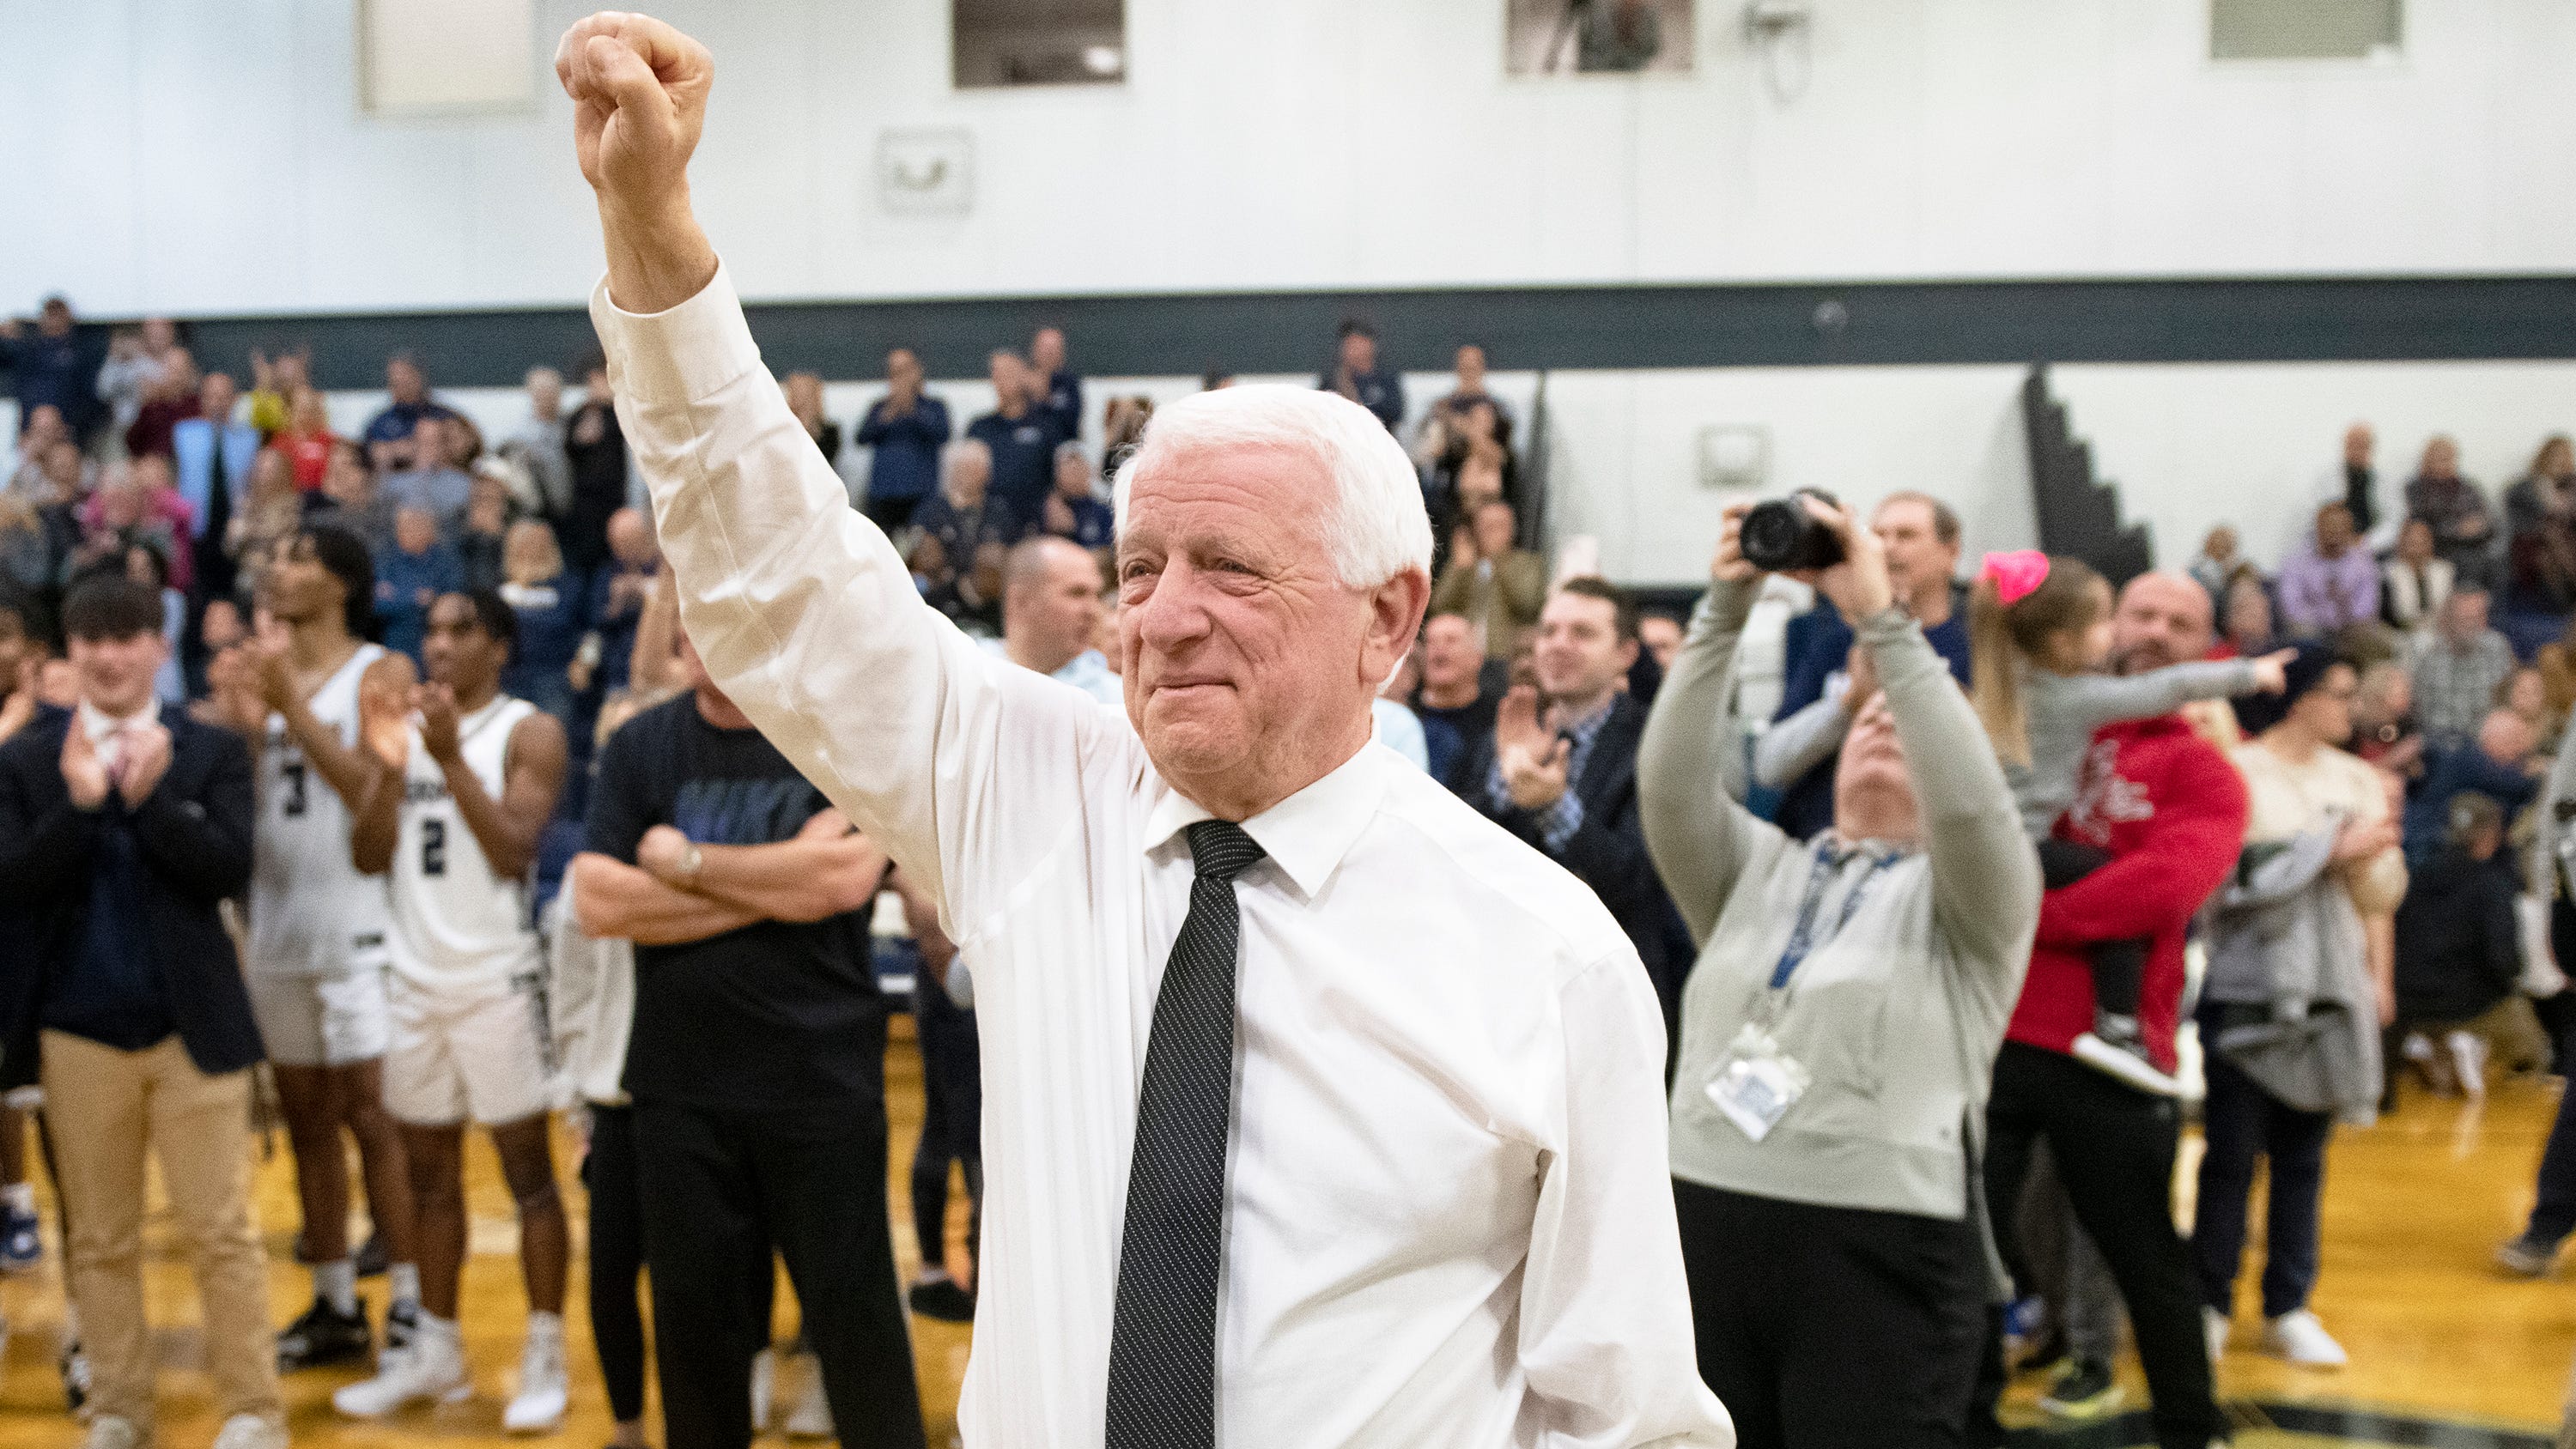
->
xmin=0 ymin=1020 xmax=2564 ymax=1449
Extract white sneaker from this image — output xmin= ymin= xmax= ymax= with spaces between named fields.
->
xmin=2071 ymin=1032 xmax=2184 ymax=1096
xmin=502 ymin=1327 xmax=568 ymax=1434
xmin=211 ymin=1413 xmax=289 ymax=1449
xmin=2448 ymin=1030 xmax=2490 ymax=1100
xmin=782 ymin=1352 xmax=834 ymax=1440
xmin=2203 ymin=1306 xmax=2230 ymax=1364
xmin=750 ymin=1345 xmax=777 ymax=1430
xmin=81 ymin=1416 xmax=141 ymax=1449
xmin=333 ymin=1321 xmax=470 ymax=1417
xmin=2262 ymin=1308 xmax=2348 ymax=1367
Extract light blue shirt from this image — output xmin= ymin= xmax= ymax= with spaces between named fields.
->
xmin=980 ymin=637 xmax=1122 ymax=707
xmin=1372 ymin=697 xmax=1430 ymax=773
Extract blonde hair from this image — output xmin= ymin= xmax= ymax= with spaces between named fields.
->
xmin=1968 ymin=555 xmax=2106 ymax=768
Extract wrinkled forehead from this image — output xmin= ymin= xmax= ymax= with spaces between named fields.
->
xmin=1120 ymin=440 xmax=1334 ymax=553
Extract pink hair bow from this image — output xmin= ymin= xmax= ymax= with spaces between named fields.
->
xmin=1979 ymin=550 xmax=2050 ymax=607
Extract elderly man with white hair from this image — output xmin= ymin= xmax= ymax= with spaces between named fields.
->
xmin=558 ymin=13 xmax=1728 ymax=1449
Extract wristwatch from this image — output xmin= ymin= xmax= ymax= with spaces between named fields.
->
xmin=677 ymin=842 xmax=704 ymax=883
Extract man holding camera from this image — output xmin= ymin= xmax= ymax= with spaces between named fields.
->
xmin=1762 ymin=491 xmax=1969 ymax=839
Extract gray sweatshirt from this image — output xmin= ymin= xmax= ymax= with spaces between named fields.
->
xmin=2009 ymin=660 xmax=2259 ymax=838
xmin=1641 ymin=579 xmax=2039 ymax=1222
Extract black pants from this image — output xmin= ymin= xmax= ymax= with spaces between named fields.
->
xmin=2194 ymin=1045 xmax=2332 ymax=1319
xmin=1674 ymin=1179 xmax=1985 ymax=1449
xmin=582 ymin=1104 xmax=648 ymax=1425
xmin=909 ymin=982 xmax=983 ymax=1277
xmin=2035 ymin=840 xmax=2146 ymax=1019
xmin=1982 ymin=1043 xmax=2225 ymax=1449
xmin=635 ymin=1099 xmax=926 ymax=1449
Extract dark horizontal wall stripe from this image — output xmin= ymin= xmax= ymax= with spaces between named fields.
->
xmin=32 ymin=274 xmax=2576 ymax=393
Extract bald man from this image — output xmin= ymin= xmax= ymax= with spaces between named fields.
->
xmin=1977 ymin=572 xmax=2239 ymax=1449
xmin=990 ymin=537 xmax=1118 ymax=706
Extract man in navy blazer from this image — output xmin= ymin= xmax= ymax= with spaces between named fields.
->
xmin=1460 ymin=578 xmax=1693 ymax=1046
xmin=0 ymin=575 xmax=284 ymax=1449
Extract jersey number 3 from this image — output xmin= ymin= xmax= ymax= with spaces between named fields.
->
xmin=422 ymin=818 xmax=448 ymax=877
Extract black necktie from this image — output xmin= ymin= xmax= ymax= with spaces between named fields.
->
xmin=1105 ymin=819 xmax=1266 ymax=1449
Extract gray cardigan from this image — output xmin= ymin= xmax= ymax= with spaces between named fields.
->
xmin=1640 ymin=579 xmax=2039 ymax=1222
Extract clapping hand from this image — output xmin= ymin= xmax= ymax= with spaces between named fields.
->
xmin=1492 ymin=685 xmax=1572 ymax=810
xmin=59 ymin=723 xmax=108 ymax=810
xmin=359 ymin=676 xmax=412 ymax=770
xmin=115 ymin=723 xmax=172 ymax=809
xmin=411 ymin=683 xmax=462 ymax=764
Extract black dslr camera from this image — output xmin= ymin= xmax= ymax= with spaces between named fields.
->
xmin=1739 ymin=488 xmax=1845 ymax=572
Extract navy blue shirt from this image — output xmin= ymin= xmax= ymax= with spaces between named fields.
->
xmin=1771 ymin=597 xmax=1973 ymax=840
xmin=3 ymin=329 xmax=105 ymax=440
xmin=1050 ymin=494 xmax=1115 ymax=550
xmin=501 ymin=577 xmax=586 ymax=705
xmin=855 ymin=394 xmax=951 ymax=503
xmin=586 ymin=562 xmax=655 ymax=694
xmin=967 ymin=409 xmax=1068 ymax=522
xmin=361 ymin=397 xmax=460 ymax=446
xmin=2404 ymin=742 xmax=2543 ymax=866
xmin=1319 ymin=367 xmax=1406 ymax=432
xmin=374 ymin=543 xmax=464 ymax=663
xmin=1038 ymin=368 xmax=1084 ymax=439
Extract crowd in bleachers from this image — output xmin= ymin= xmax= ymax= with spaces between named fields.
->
xmin=17 ymin=275 xmax=2576 ymax=1449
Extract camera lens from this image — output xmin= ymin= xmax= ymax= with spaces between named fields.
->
xmin=1739 ymin=492 xmax=1844 ymax=573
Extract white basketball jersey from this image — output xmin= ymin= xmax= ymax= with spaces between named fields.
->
xmin=248 ymin=644 xmax=392 ymax=979
xmin=387 ymin=694 xmax=543 ymax=996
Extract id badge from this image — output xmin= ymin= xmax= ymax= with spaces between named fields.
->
xmin=1704 ymin=1023 xmax=1812 ymax=1143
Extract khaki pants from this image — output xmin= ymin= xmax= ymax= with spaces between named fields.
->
xmin=39 ymin=1031 xmax=282 ymax=1433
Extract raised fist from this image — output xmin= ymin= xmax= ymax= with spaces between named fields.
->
xmin=555 ymin=12 xmax=712 ymax=220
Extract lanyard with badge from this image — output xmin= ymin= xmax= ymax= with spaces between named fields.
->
xmin=1705 ymin=839 xmax=1897 ymax=1143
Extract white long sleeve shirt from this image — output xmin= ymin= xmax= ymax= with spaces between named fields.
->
xmin=593 ymin=265 xmax=1729 ymax=1449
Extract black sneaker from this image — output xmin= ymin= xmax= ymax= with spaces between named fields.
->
xmin=907 ymin=1278 xmax=976 ymax=1323
xmin=2038 ymin=1357 xmax=2123 ymax=1420
xmin=59 ymin=1337 xmax=89 ymax=1413
xmin=276 ymin=1295 xmax=373 ymax=1371
xmin=354 ymin=1235 xmax=390 ymax=1279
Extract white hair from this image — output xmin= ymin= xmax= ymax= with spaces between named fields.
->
xmin=1111 ymin=384 xmax=1433 ymax=588
xmin=944 ymin=438 xmax=993 ymax=476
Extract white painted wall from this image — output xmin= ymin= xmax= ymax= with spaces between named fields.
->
xmin=8 ymin=0 xmax=2576 ymax=315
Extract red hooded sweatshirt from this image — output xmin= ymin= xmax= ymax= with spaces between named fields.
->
xmin=2007 ymin=713 xmax=2250 ymax=1073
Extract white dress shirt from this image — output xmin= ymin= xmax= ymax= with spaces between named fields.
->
xmin=593 ymin=266 xmax=1729 ymax=1449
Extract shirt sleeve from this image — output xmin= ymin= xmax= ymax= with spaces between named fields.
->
xmin=1516 ymin=950 xmax=1734 ymax=1448
xmin=591 ymin=264 xmax=1127 ymax=917
xmin=2050 ymin=659 xmax=2261 ymax=735
xmin=1638 ymin=579 xmax=1783 ymax=948
xmin=1750 ymin=690 xmax=1850 ymax=790
xmin=582 ymin=720 xmax=659 ymax=864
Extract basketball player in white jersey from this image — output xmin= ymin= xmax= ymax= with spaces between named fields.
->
xmin=332 ymin=589 xmax=572 ymax=1430
xmin=203 ymin=524 xmax=422 ymax=1371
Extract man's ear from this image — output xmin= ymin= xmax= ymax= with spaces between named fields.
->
xmin=1361 ymin=569 xmax=1431 ymax=687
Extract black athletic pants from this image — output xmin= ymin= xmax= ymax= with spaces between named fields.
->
xmin=635 ymin=1098 xmax=926 ymax=1449
xmin=909 ymin=981 xmax=983 ymax=1277
xmin=1674 ymin=1178 xmax=1986 ymax=1448
xmin=1981 ymin=1042 xmax=2227 ymax=1449
xmin=582 ymin=1103 xmax=648 ymax=1426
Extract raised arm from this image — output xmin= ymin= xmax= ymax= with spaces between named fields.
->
xmin=1750 ymin=688 xmax=1850 ymax=791
xmin=2050 ymin=657 xmax=2269 ymax=737
xmin=562 ymin=13 xmax=1107 ymax=906
xmin=1637 ymin=506 xmax=1780 ymax=947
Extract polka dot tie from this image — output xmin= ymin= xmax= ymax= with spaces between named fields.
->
xmin=1104 ymin=819 xmax=1267 ymax=1449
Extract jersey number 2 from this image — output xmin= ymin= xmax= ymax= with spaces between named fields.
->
xmin=422 ymin=819 xmax=448 ymax=877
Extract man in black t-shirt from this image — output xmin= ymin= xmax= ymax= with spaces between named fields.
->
xmin=569 ymin=634 xmax=926 ymax=1449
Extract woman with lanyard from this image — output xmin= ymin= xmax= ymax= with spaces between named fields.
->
xmin=1640 ymin=498 xmax=2039 ymax=1448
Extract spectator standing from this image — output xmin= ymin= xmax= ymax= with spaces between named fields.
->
xmin=2276 ymin=502 xmax=2379 ymax=639
xmin=360 ymin=356 xmax=458 ymax=468
xmin=2199 ymin=647 xmax=2406 ymax=1370
xmin=374 ymin=508 xmax=460 ymax=665
xmin=2188 ymin=525 xmax=2245 ymax=610
xmin=2318 ymin=422 xmax=2389 ymax=547
xmin=784 ymin=371 xmax=841 ymax=468
xmin=1431 ymin=499 xmax=1545 ymax=660
xmin=2506 ymin=435 xmax=2576 ymax=617
xmin=908 ymin=440 xmax=1018 ymax=631
xmin=2500 ymin=717 xmax=2576 ymax=1277
xmin=506 ymin=367 xmax=575 ymax=523
xmin=1979 ymin=571 xmax=2240 ymax=1449
xmin=562 ymin=361 xmax=632 ymax=582
xmin=1030 ymin=325 xmax=1083 ymax=440
xmin=499 ymin=522 xmax=586 ymax=731
xmin=7 ymin=403 xmax=72 ymax=500
xmin=173 ymin=372 xmax=262 ymax=604
xmin=122 ymin=349 xmax=199 ymax=463
xmin=95 ymin=322 xmax=180 ymax=451
xmin=1419 ymin=343 xmax=1513 ymax=446
xmin=1041 ymin=443 xmax=1114 ymax=550
xmin=2413 ymin=586 xmax=2518 ymax=747
xmin=458 ymin=476 xmax=513 ymax=596
xmin=2351 ymin=660 xmax=2425 ymax=779
xmin=854 ymin=349 xmax=949 ymax=534
xmin=3 ymin=296 xmax=106 ymax=442
xmin=1766 ymin=492 xmax=1970 ymax=840
xmin=380 ymin=416 xmax=475 ymax=537
xmin=1466 ymin=578 xmax=1694 ymax=1039
xmin=0 ymin=576 xmax=286 ymax=1449
xmin=224 ymin=449 xmax=307 ymax=609
xmin=1641 ymin=503 xmax=2038 ymax=1447
xmin=571 ymin=633 xmax=927 ymax=1449
xmin=274 ymin=388 xmax=338 ymax=492
xmin=1319 ymin=318 xmax=1404 ymax=431
xmin=2383 ymin=518 xmax=2455 ymax=634
xmin=578 ymin=508 xmax=658 ymax=700
xmin=2408 ymin=435 xmax=2498 ymax=587
xmin=965 ymin=350 xmax=1064 ymax=524
xmin=313 ymin=441 xmax=397 ymax=556
xmin=244 ymin=348 xmax=312 ymax=441
xmin=1411 ymin=609 xmax=1506 ymax=767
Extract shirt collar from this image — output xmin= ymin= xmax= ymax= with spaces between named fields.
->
xmin=78 ymin=697 xmax=158 ymax=743
xmin=1143 ymin=742 xmax=1388 ymax=902
xmin=1555 ymin=694 xmax=1617 ymax=747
